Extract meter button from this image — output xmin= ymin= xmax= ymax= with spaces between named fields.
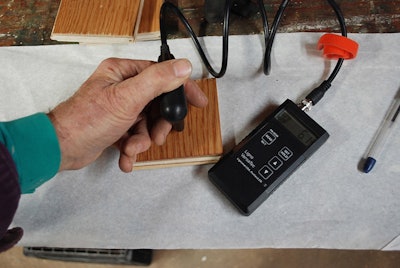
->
xmin=268 ymin=156 xmax=283 ymax=170
xmin=258 ymin=165 xmax=273 ymax=180
xmin=278 ymin=147 xmax=293 ymax=161
xmin=261 ymin=129 xmax=278 ymax=145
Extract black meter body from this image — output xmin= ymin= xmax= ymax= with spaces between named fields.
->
xmin=208 ymin=99 xmax=329 ymax=215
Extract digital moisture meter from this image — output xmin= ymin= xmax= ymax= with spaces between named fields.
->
xmin=208 ymin=99 xmax=329 ymax=215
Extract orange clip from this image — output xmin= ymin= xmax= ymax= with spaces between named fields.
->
xmin=317 ymin=33 xmax=359 ymax=60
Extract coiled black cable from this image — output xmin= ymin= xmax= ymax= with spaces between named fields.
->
xmin=160 ymin=0 xmax=348 ymax=104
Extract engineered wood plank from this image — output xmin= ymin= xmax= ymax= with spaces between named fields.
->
xmin=135 ymin=0 xmax=163 ymax=41
xmin=51 ymin=0 xmax=143 ymax=43
xmin=135 ymin=78 xmax=223 ymax=169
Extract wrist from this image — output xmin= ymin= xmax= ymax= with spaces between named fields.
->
xmin=47 ymin=103 xmax=103 ymax=171
xmin=47 ymin=110 xmax=88 ymax=171
xmin=47 ymin=111 xmax=72 ymax=171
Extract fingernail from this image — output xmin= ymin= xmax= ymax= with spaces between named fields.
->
xmin=173 ymin=59 xmax=192 ymax=78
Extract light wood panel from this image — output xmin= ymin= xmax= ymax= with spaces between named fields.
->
xmin=135 ymin=78 xmax=223 ymax=169
xmin=135 ymin=0 xmax=163 ymax=41
xmin=51 ymin=0 xmax=143 ymax=43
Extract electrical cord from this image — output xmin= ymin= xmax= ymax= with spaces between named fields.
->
xmin=302 ymin=0 xmax=347 ymax=108
xmin=160 ymin=1 xmax=230 ymax=78
xmin=326 ymin=0 xmax=347 ymax=84
xmin=257 ymin=0 xmax=290 ymax=75
xmin=159 ymin=0 xmax=348 ymax=106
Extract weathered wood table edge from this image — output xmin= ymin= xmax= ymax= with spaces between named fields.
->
xmin=0 ymin=0 xmax=399 ymax=46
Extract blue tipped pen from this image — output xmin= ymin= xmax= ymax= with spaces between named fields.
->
xmin=362 ymin=89 xmax=399 ymax=174
xmin=363 ymin=157 xmax=376 ymax=173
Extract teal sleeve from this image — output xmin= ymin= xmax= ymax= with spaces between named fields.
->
xmin=0 ymin=113 xmax=61 ymax=194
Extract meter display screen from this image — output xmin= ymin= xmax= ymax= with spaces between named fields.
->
xmin=275 ymin=109 xmax=317 ymax=146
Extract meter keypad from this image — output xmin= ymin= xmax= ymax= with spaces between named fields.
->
xmin=234 ymin=123 xmax=304 ymax=188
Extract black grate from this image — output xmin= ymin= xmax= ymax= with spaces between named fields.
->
xmin=23 ymin=247 xmax=152 ymax=266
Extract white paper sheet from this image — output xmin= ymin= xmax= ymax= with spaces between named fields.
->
xmin=1 ymin=33 xmax=399 ymax=250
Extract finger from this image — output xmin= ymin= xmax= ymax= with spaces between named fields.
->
xmin=119 ymin=153 xmax=137 ymax=173
xmin=119 ymin=135 xmax=151 ymax=172
xmin=184 ymin=79 xmax=208 ymax=108
xmin=115 ymin=59 xmax=193 ymax=113
xmin=94 ymin=58 xmax=155 ymax=82
xmin=118 ymin=118 xmax=152 ymax=172
xmin=150 ymin=118 xmax=173 ymax=146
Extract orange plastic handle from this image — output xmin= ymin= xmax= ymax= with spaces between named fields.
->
xmin=317 ymin=33 xmax=359 ymax=60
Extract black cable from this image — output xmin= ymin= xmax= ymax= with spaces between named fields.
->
xmin=160 ymin=1 xmax=231 ymax=78
xmin=257 ymin=0 xmax=290 ymax=75
xmin=160 ymin=0 xmax=348 ymax=105
xmin=326 ymin=0 xmax=347 ymax=84
xmin=305 ymin=0 xmax=348 ymax=105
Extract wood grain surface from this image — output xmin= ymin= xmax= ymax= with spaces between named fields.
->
xmin=51 ymin=0 xmax=142 ymax=42
xmin=135 ymin=78 xmax=223 ymax=169
xmin=136 ymin=0 xmax=163 ymax=40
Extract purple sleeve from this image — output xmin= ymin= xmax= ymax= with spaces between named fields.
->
xmin=0 ymin=142 xmax=23 ymax=253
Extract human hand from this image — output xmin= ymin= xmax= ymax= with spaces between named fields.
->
xmin=48 ymin=58 xmax=208 ymax=172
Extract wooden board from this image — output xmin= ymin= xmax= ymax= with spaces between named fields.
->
xmin=51 ymin=0 xmax=143 ymax=43
xmin=135 ymin=0 xmax=163 ymax=41
xmin=135 ymin=78 xmax=223 ymax=169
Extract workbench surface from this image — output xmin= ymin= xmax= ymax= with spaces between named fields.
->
xmin=1 ymin=0 xmax=399 ymax=46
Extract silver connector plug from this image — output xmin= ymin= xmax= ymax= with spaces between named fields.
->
xmin=298 ymin=99 xmax=313 ymax=112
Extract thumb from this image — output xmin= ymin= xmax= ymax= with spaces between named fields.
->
xmin=115 ymin=59 xmax=192 ymax=111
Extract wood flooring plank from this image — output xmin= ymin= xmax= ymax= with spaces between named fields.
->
xmin=135 ymin=78 xmax=223 ymax=169
xmin=135 ymin=0 xmax=163 ymax=41
xmin=51 ymin=0 xmax=143 ymax=43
